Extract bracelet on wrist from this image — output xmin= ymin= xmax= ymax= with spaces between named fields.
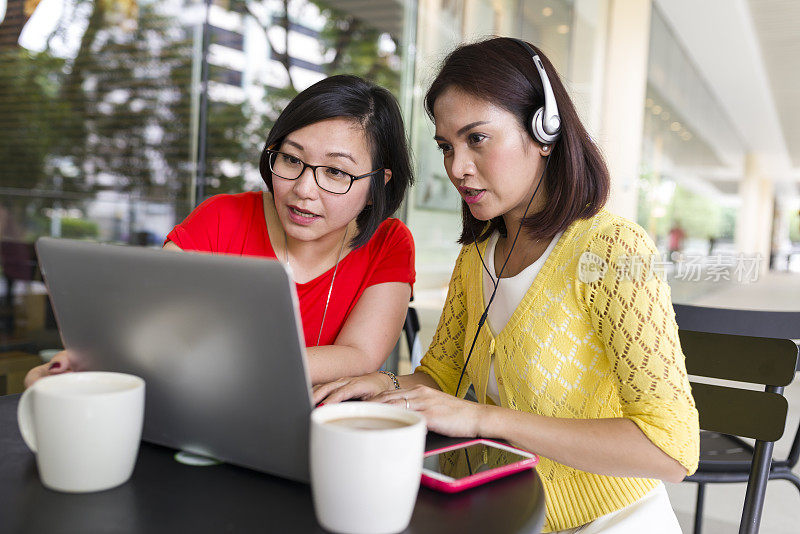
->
xmin=378 ymin=370 xmax=400 ymax=390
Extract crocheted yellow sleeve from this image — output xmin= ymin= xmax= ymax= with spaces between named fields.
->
xmin=417 ymin=247 xmax=469 ymax=397
xmin=581 ymin=219 xmax=699 ymax=474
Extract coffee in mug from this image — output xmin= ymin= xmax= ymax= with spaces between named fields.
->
xmin=324 ymin=416 xmax=411 ymax=430
xmin=17 ymin=372 xmax=145 ymax=493
xmin=311 ymin=402 xmax=426 ymax=534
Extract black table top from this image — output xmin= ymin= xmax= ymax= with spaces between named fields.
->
xmin=0 ymin=394 xmax=545 ymax=534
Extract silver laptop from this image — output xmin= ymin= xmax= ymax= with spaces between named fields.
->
xmin=35 ymin=237 xmax=313 ymax=483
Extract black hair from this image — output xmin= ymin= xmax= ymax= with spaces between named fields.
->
xmin=424 ymin=37 xmax=610 ymax=244
xmin=259 ymin=75 xmax=413 ymax=249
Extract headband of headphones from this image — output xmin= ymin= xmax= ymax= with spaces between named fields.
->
xmin=509 ymin=38 xmax=561 ymax=145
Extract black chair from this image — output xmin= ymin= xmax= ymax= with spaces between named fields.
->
xmin=0 ymin=240 xmax=39 ymax=333
xmin=674 ymin=304 xmax=800 ymax=534
xmin=404 ymin=304 xmax=421 ymax=369
xmin=381 ymin=305 xmax=421 ymax=374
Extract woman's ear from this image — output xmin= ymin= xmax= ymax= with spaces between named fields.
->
xmin=367 ymin=170 xmax=392 ymax=205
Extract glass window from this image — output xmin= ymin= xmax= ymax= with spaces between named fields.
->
xmin=403 ymin=0 xmax=605 ymax=368
xmin=0 ymin=0 xmax=415 ymax=362
xmin=638 ymin=7 xmax=745 ymax=263
xmin=0 ymin=0 xmax=198 ymax=354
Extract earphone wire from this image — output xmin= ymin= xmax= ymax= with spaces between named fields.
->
xmin=471 ymin=226 xmax=497 ymax=290
xmin=454 ymin=153 xmax=552 ymax=397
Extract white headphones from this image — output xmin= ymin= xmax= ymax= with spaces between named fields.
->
xmin=511 ymin=39 xmax=561 ymax=145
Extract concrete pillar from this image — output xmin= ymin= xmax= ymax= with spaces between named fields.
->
xmin=596 ymin=0 xmax=651 ymax=221
xmin=735 ymin=154 xmax=774 ymax=275
xmin=567 ymin=0 xmax=609 ymax=135
xmin=769 ymin=197 xmax=786 ymax=270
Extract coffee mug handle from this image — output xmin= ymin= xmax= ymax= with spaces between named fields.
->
xmin=17 ymin=387 xmax=38 ymax=453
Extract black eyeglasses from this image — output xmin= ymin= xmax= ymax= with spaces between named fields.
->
xmin=266 ymin=150 xmax=384 ymax=195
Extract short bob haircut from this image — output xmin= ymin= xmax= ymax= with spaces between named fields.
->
xmin=424 ymin=37 xmax=610 ymax=245
xmin=259 ymin=75 xmax=413 ymax=249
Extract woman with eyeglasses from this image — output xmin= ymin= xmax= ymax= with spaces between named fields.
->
xmin=26 ymin=75 xmax=415 ymax=388
xmin=314 ymin=39 xmax=698 ymax=533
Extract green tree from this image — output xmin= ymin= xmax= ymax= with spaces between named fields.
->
xmin=789 ymin=211 xmax=800 ymax=243
xmin=224 ymin=0 xmax=404 ymax=193
xmin=0 ymin=45 xmax=84 ymax=238
xmin=314 ymin=1 xmax=401 ymax=96
xmin=45 ymin=1 xmax=252 ymax=218
xmin=669 ymin=185 xmax=723 ymax=239
xmin=58 ymin=1 xmax=194 ymax=213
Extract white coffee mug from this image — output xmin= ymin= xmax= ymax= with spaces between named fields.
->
xmin=17 ymin=372 xmax=145 ymax=493
xmin=310 ymin=402 xmax=426 ymax=534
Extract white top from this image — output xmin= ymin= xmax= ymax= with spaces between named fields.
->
xmin=482 ymin=230 xmax=563 ymax=404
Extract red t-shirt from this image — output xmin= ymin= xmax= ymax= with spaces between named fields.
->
xmin=166 ymin=192 xmax=415 ymax=347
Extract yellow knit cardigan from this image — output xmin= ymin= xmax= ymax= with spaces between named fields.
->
xmin=418 ymin=210 xmax=699 ymax=532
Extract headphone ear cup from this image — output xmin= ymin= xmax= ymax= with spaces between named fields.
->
xmin=532 ymin=107 xmax=559 ymax=145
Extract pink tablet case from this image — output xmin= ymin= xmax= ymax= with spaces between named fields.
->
xmin=420 ymin=439 xmax=539 ymax=493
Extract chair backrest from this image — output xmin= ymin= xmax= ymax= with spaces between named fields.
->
xmin=679 ymin=330 xmax=797 ymax=441
xmin=382 ymin=305 xmax=422 ymax=374
xmin=674 ymin=304 xmax=800 ymax=461
xmin=0 ymin=240 xmax=37 ymax=281
xmin=405 ymin=306 xmax=422 ymax=369
xmin=674 ymin=304 xmax=800 ymax=534
xmin=673 ymin=304 xmax=800 ymax=342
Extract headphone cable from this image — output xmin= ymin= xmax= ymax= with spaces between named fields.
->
xmin=454 ymin=153 xmax=552 ymax=397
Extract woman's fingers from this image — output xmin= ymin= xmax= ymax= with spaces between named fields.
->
xmin=47 ymin=356 xmax=67 ymax=374
xmin=47 ymin=351 xmax=73 ymax=374
xmin=373 ymin=384 xmax=428 ymax=404
xmin=314 ymin=374 xmax=394 ymax=405
xmin=372 ymin=390 xmax=404 ymax=404
xmin=47 ymin=353 xmax=73 ymax=376
xmin=24 ymin=351 xmax=75 ymax=388
xmin=312 ymin=379 xmax=347 ymax=405
xmin=314 ymin=377 xmax=368 ymax=405
xmin=322 ymin=382 xmax=370 ymax=405
xmin=372 ymin=386 xmax=480 ymax=437
xmin=23 ymin=364 xmax=48 ymax=389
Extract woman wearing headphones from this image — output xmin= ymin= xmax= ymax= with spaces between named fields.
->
xmin=26 ymin=75 xmax=415 ymax=388
xmin=314 ymin=39 xmax=698 ymax=532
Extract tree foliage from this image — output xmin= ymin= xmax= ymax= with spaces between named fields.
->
xmin=0 ymin=0 xmax=404 ymax=239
